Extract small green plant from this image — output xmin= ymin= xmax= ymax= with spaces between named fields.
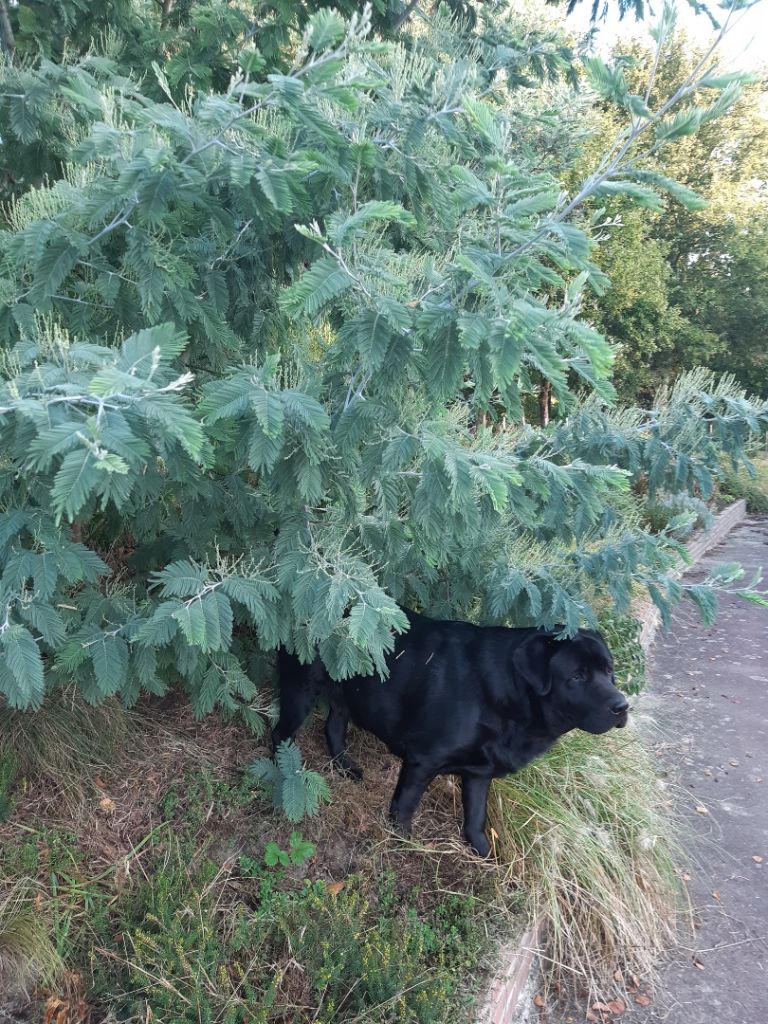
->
xmin=264 ymin=832 xmax=316 ymax=868
xmin=248 ymin=740 xmax=331 ymax=822
xmin=83 ymin=841 xmax=488 ymax=1023
xmin=597 ymin=611 xmax=646 ymax=695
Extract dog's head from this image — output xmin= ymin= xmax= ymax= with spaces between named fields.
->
xmin=512 ymin=628 xmax=628 ymax=735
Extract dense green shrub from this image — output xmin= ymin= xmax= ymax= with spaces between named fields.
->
xmin=116 ymin=862 xmax=485 ymax=1024
xmin=0 ymin=1 xmax=766 ymax=730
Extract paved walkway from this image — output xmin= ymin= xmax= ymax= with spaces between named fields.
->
xmin=630 ymin=516 xmax=768 ymax=1022
xmin=543 ymin=516 xmax=768 ymax=1023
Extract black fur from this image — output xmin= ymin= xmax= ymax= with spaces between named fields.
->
xmin=274 ymin=610 xmax=628 ymax=857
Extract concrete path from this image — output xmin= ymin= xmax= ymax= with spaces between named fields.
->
xmin=544 ymin=516 xmax=768 ymax=1023
xmin=630 ymin=515 xmax=768 ymax=1022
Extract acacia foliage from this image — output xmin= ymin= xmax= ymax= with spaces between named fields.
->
xmin=0 ymin=3 xmax=766 ymax=719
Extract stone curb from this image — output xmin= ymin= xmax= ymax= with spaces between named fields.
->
xmin=477 ymin=498 xmax=749 ymax=1024
xmin=637 ymin=499 xmax=747 ymax=649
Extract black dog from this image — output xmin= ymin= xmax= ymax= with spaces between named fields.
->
xmin=274 ymin=610 xmax=629 ymax=856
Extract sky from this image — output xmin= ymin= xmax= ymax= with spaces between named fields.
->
xmin=567 ymin=0 xmax=768 ymax=70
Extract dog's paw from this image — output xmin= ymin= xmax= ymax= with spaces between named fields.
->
xmin=333 ymin=753 xmax=363 ymax=781
xmin=387 ymin=809 xmax=412 ymax=837
xmin=465 ymin=831 xmax=491 ymax=858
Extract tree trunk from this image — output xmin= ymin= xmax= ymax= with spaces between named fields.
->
xmin=538 ymin=380 xmax=551 ymax=427
xmin=0 ymin=1 xmax=16 ymax=63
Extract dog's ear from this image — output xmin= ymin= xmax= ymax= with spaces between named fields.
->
xmin=512 ymin=631 xmax=555 ymax=696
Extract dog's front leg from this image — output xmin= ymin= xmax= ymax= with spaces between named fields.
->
xmin=388 ymin=760 xmax=435 ymax=836
xmin=461 ymin=775 xmax=492 ymax=857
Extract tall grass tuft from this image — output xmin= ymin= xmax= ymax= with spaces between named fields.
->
xmin=0 ymin=691 xmax=134 ymax=805
xmin=488 ymin=724 xmax=686 ymax=996
xmin=0 ymin=878 xmax=63 ymax=997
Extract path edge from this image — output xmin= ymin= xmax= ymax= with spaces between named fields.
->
xmin=477 ymin=498 xmax=748 ymax=1024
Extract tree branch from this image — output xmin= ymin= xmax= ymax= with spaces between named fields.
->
xmin=0 ymin=0 xmax=16 ymax=64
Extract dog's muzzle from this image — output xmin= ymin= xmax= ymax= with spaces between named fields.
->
xmin=611 ymin=697 xmax=629 ymax=729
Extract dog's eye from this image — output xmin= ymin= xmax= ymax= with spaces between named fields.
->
xmin=568 ymin=669 xmax=586 ymax=684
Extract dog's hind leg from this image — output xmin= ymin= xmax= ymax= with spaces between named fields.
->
xmin=388 ymin=760 xmax=435 ymax=836
xmin=460 ymin=775 xmax=492 ymax=857
xmin=324 ymin=696 xmax=363 ymax=780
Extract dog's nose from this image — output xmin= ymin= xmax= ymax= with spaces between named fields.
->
xmin=610 ymin=697 xmax=629 ymax=716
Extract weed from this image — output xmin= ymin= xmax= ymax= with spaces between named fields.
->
xmin=161 ymin=766 xmax=255 ymax=842
xmin=263 ymin=831 xmax=316 ymax=867
xmin=83 ymin=840 xmax=489 ymax=1024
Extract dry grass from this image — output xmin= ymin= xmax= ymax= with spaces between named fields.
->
xmin=0 ymin=691 xmax=136 ymax=813
xmin=0 ymin=878 xmax=63 ymax=1001
xmin=488 ymin=712 xmax=688 ymax=1001
xmin=0 ymin=686 xmax=685 ymax=1015
xmin=0 ymin=691 xmax=504 ymax=924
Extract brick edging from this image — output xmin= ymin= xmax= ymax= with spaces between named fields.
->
xmin=478 ymin=498 xmax=749 ymax=1024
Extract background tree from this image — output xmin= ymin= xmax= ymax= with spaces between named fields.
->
xmin=585 ymin=31 xmax=768 ymax=400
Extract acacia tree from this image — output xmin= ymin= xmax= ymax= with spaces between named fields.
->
xmin=0 ymin=2 xmax=765 ymax=722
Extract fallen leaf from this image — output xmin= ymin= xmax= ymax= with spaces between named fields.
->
xmin=586 ymin=1012 xmax=600 ymax=1023
xmin=591 ymin=1002 xmax=612 ymax=1013
xmin=695 ymin=804 xmax=709 ymax=815
xmin=612 ymin=969 xmax=623 ymax=983
xmin=692 ymin=958 xmax=705 ymax=970
xmin=631 ymin=973 xmax=641 ymax=988
xmin=326 ymin=880 xmax=345 ymax=895
xmin=682 ymin=871 xmax=692 ymax=881
xmin=98 ymin=797 xmax=117 ymax=813
xmin=533 ymin=993 xmax=545 ymax=1007
xmin=634 ymin=994 xmax=652 ymax=1006
xmin=712 ymin=890 xmax=721 ymax=900
xmin=607 ymin=998 xmax=626 ymax=1014
xmin=752 ymin=855 xmax=763 ymax=863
